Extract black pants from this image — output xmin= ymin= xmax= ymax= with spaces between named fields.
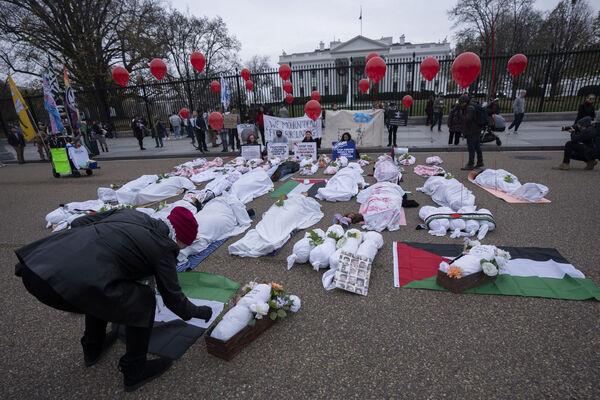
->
xmin=258 ymin=125 xmax=266 ymax=146
xmin=431 ymin=112 xmax=443 ymax=131
xmin=135 ymin=135 xmax=144 ymax=150
xmin=228 ymin=130 xmax=240 ymax=151
xmin=508 ymin=113 xmax=524 ymax=132
xmin=448 ymin=130 xmax=460 ymax=145
xmin=19 ymin=264 xmax=152 ymax=360
xmin=387 ymin=125 xmax=398 ymax=146
xmin=195 ymin=130 xmax=208 ymax=151
xmin=154 ymin=136 xmax=164 ymax=147
xmin=466 ymin=134 xmax=483 ymax=166
xmin=563 ymin=141 xmax=590 ymax=164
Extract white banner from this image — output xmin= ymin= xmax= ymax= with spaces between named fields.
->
xmin=267 ymin=143 xmax=289 ymax=159
xmin=264 ymin=115 xmax=322 ymax=142
xmin=323 ymin=109 xmax=385 ymax=148
xmin=292 ymin=142 xmax=317 ymax=161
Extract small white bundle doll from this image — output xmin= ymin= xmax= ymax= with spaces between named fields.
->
xmin=309 ymin=225 xmax=344 ymax=271
xmin=286 ymin=229 xmax=326 ymax=270
xmin=329 ymin=228 xmax=363 ymax=270
xmin=355 ymin=231 xmax=384 ymax=260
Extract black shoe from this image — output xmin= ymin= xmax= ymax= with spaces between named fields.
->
xmin=461 ymin=164 xmax=475 ymax=171
xmin=119 ymin=356 xmax=173 ymax=392
xmin=247 ymin=208 xmax=256 ymax=218
xmin=386 ymin=143 xmax=391 ymax=147
xmin=475 ymin=162 xmax=484 ymax=169
xmin=155 ymin=145 xmax=159 ymax=148
xmin=82 ymin=331 xmax=118 ymax=367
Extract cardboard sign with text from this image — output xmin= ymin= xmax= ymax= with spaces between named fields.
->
xmin=267 ymin=143 xmax=289 ymax=159
xmin=293 ymin=142 xmax=317 ymax=161
xmin=241 ymin=144 xmax=262 ymax=160
xmin=223 ymin=114 xmax=240 ymax=129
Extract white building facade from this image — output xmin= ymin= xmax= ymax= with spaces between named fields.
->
xmin=278 ymin=35 xmax=453 ymax=98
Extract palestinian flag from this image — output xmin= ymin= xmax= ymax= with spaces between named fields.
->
xmin=393 ymin=242 xmax=600 ymax=301
xmin=117 ymin=271 xmax=239 ymax=359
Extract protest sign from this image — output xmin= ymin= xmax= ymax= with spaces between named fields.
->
xmin=241 ymin=144 xmax=261 ymax=160
xmin=292 ymin=142 xmax=317 ymax=161
xmin=332 ymin=141 xmax=357 ymax=160
xmin=323 ymin=109 xmax=385 ymax=147
xmin=223 ymin=114 xmax=239 ymax=129
xmin=267 ymin=143 xmax=289 ymax=159
xmin=388 ymin=110 xmax=407 ymax=126
xmin=264 ymin=115 xmax=322 ymax=142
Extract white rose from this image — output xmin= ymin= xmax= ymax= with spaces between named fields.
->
xmin=289 ymin=295 xmax=301 ymax=313
xmin=249 ymin=302 xmax=270 ymax=319
xmin=481 ymin=262 xmax=498 ymax=277
xmin=495 ymin=256 xmax=508 ymax=268
xmin=496 ymin=249 xmax=511 ymax=260
xmin=439 ymin=261 xmax=450 ymax=273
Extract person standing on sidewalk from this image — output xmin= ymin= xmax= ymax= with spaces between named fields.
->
xmin=169 ymin=112 xmax=182 ymax=139
xmin=385 ymin=102 xmax=399 ymax=147
xmin=425 ymin=95 xmax=434 ymax=126
xmin=256 ymin=106 xmax=265 ymax=146
xmin=7 ymin=126 xmax=26 ymax=164
xmin=130 ymin=117 xmax=145 ymax=150
xmin=154 ymin=118 xmax=166 ymax=148
xmin=431 ymin=92 xmax=444 ymax=132
xmin=508 ymin=90 xmax=526 ymax=134
xmin=459 ymin=94 xmax=484 ymax=170
xmin=447 ymin=100 xmax=462 ymax=146
xmin=227 ymin=108 xmax=241 ymax=151
xmin=193 ymin=110 xmax=208 ymax=153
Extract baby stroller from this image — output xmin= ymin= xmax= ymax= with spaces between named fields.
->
xmin=481 ymin=114 xmax=504 ymax=146
xmin=49 ymin=135 xmax=99 ymax=178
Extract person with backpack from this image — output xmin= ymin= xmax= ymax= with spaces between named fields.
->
xmin=431 ymin=93 xmax=444 ymax=132
xmin=459 ymin=94 xmax=484 ymax=170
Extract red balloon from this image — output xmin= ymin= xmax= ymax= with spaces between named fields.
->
xmin=190 ymin=52 xmax=206 ymax=73
xmin=111 ymin=66 xmax=129 ymax=88
xmin=284 ymin=94 xmax=294 ymax=105
xmin=241 ymin=68 xmax=251 ymax=81
xmin=245 ymin=79 xmax=254 ymax=91
xmin=304 ymin=100 xmax=321 ymax=121
xmin=282 ymin=80 xmax=293 ymax=94
xmin=507 ymin=53 xmax=528 ymax=77
xmin=358 ymin=78 xmax=370 ymax=94
xmin=311 ymin=90 xmax=321 ymax=101
xmin=420 ymin=57 xmax=440 ymax=81
xmin=402 ymin=95 xmax=413 ymax=109
xmin=208 ymin=111 xmax=224 ymax=130
xmin=365 ymin=52 xmax=379 ymax=63
xmin=179 ymin=107 xmax=190 ymax=119
xmin=451 ymin=52 xmax=481 ymax=89
xmin=279 ymin=64 xmax=291 ymax=80
xmin=365 ymin=56 xmax=386 ymax=83
xmin=210 ymin=80 xmax=220 ymax=93
xmin=149 ymin=58 xmax=167 ymax=81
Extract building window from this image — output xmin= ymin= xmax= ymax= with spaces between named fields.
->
xmin=392 ymin=82 xmax=398 ymax=92
xmin=325 ymin=85 xmax=329 ymax=95
xmin=434 ymin=80 xmax=440 ymax=91
xmin=300 ymin=87 xmax=305 ymax=97
xmin=420 ymin=81 xmax=426 ymax=91
xmin=311 ymin=70 xmax=316 ymax=78
xmin=393 ymin=64 xmax=399 ymax=73
xmin=342 ymin=84 xmax=348 ymax=94
xmin=312 ymin=86 xmax=317 ymax=91
xmin=298 ymin=71 xmax=303 ymax=80
xmin=406 ymin=81 xmax=413 ymax=91
xmin=324 ymin=69 xmax=329 ymax=77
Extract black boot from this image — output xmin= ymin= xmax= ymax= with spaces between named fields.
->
xmin=474 ymin=161 xmax=484 ymax=169
xmin=81 ymin=330 xmax=117 ymax=367
xmin=461 ymin=164 xmax=474 ymax=171
xmin=119 ymin=355 xmax=173 ymax=392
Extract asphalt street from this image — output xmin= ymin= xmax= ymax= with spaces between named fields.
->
xmin=1 ymin=150 xmax=599 ymax=399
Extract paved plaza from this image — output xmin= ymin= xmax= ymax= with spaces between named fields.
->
xmin=1 ymin=150 xmax=599 ymax=399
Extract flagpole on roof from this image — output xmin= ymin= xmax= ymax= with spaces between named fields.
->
xmin=359 ymin=6 xmax=363 ymax=36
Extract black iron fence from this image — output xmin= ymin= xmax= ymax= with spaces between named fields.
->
xmin=1 ymin=48 xmax=599 ymax=136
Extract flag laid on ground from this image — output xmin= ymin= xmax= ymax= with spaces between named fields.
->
xmin=63 ymin=66 xmax=80 ymax=134
xmin=393 ymin=242 xmax=600 ymax=301
xmin=43 ymin=58 xmax=64 ymax=134
xmin=116 ymin=271 xmax=239 ymax=359
xmin=7 ymin=75 xmax=37 ymax=141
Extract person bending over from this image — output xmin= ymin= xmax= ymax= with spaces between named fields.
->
xmin=554 ymin=116 xmax=599 ymax=171
xmin=15 ymin=207 xmax=212 ymax=392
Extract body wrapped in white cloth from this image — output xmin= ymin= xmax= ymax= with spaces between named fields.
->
xmin=316 ymin=164 xmax=365 ymax=202
xmin=417 ymin=176 xmax=475 ymax=211
xmin=356 ymin=182 xmax=405 ymax=232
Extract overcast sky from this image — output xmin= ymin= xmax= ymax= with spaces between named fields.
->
xmin=170 ymin=0 xmax=575 ymax=66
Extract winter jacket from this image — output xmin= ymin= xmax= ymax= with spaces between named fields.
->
xmin=575 ymin=102 xmax=596 ymax=124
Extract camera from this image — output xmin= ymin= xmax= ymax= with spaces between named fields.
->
xmin=561 ymin=126 xmax=573 ymax=132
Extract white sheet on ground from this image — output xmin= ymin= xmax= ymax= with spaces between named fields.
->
xmin=229 ymin=168 xmax=274 ymax=204
xmin=474 ymin=169 xmax=521 ymax=193
xmin=126 ymin=176 xmax=195 ymax=206
xmin=417 ymin=176 xmax=475 ymax=211
xmin=374 ymin=155 xmax=400 ymax=183
xmin=228 ymin=195 xmax=324 ymax=257
xmin=316 ymin=165 xmax=365 ymax=202
xmin=356 ymin=182 xmax=405 ymax=232
xmin=113 ymin=175 xmax=159 ymax=205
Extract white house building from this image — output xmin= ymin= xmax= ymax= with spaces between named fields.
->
xmin=278 ymin=35 xmax=452 ymax=98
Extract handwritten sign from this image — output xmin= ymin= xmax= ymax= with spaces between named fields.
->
xmin=264 ymin=115 xmax=322 ymax=141
xmin=388 ymin=110 xmax=407 ymax=126
xmin=223 ymin=113 xmax=240 ymax=129
xmin=332 ymin=141 xmax=357 ymax=160
xmin=293 ymin=142 xmax=317 ymax=161
xmin=267 ymin=143 xmax=289 ymax=159
xmin=241 ymin=144 xmax=262 ymax=160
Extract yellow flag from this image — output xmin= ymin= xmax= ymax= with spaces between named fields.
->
xmin=7 ymin=75 xmax=37 ymax=142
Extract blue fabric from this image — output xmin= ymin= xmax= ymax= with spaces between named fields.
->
xmin=176 ymin=238 xmax=228 ymax=272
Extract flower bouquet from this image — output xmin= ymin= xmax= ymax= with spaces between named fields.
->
xmin=205 ymin=282 xmax=301 ymax=361
xmin=435 ymin=239 xmax=511 ymax=293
